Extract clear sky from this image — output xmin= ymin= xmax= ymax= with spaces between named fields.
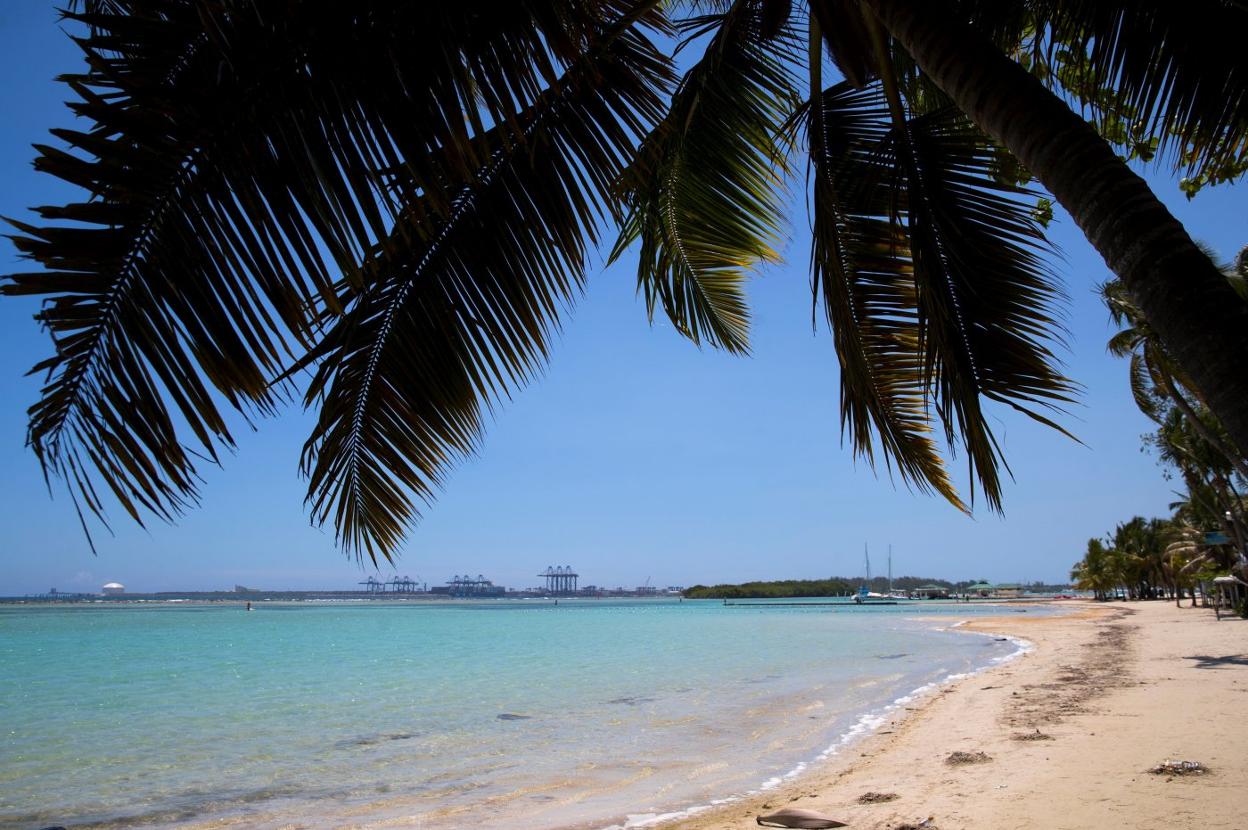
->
xmin=1 ymin=2 xmax=1244 ymax=596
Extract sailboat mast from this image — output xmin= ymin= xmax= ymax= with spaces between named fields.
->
xmin=888 ymin=544 xmax=892 ymax=593
xmin=864 ymin=542 xmax=871 ymax=583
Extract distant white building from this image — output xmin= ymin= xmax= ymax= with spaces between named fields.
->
xmin=101 ymin=582 xmax=125 ymax=596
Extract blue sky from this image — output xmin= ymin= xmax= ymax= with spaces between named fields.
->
xmin=1 ymin=2 xmax=1243 ymax=596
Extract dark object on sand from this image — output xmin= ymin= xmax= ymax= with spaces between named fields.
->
xmin=945 ymin=750 xmax=992 ymax=765
xmin=895 ymin=821 xmax=936 ymax=830
xmin=1012 ymin=729 xmax=1053 ymax=741
xmin=1149 ymin=759 xmax=1208 ymax=776
xmin=756 ymin=807 xmax=849 ymax=828
xmin=857 ymin=791 xmax=899 ymax=804
xmin=497 ymin=713 xmax=532 ymax=721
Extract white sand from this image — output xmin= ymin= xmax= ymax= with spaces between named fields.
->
xmin=669 ymin=601 xmax=1247 ymax=830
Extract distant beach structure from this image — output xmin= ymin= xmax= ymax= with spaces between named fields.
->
xmin=101 ymin=582 xmax=125 ymax=596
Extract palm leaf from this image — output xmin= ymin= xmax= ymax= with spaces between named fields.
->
xmin=896 ymin=105 xmax=1078 ymax=508
xmin=611 ymin=0 xmax=801 ymax=353
xmin=1129 ymin=352 xmax=1165 ymax=423
xmin=809 ymin=81 xmax=963 ymax=509
xmin=3 ymin=1 xmax=662 ymax=546
xmin=811 ymin=80 xmax=1076 ymax=511
xmin=1031 ymin=0 xmax=1248 ymax=177
xmin=297 ymin=10 xmax=673 ymax=562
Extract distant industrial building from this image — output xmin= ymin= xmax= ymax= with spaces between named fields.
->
xmin=358 ymin=576 xmax=428 ymax=594
xmin=101 ymin=582 xmax=125 ymax=596
xmin=538 ymin=565 xmax=578 ymax=595
xmin=429 ymin=574 xmax=505 ymax=597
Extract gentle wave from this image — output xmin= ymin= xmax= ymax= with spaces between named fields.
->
xmin=612 ymin=624 xmax=1033 ymax=830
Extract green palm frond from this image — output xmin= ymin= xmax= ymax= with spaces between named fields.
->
xmin=1102 ymin=277 xmax=1205 ymax=407
xmin=297 ymin=12 xmax=672 ymax=563
xmin=809 ymin=77 xmax=1076 ymax=511
xmin=1106 ymin=327 xmax=1142 ymax=358
xmin=2 ymin=1 xmax=665 ymax=550
xmin=612 ymin=0 xmax=801 ymax=353
xmin=809 ymin=80 xmax=964 ymax=509
xmin=898 ymin=105 xmax=1078 ymax=507
xmin=1031 ymin=0 xmax=1248 ymax=178
xmin=1128 ymin=353 xmax=1164 ymax=423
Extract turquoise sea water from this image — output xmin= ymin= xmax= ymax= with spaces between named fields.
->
xmin=0 ymin=599 xmax=1035 ymax=829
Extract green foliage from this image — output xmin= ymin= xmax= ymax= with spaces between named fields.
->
xmin=683 ymin=578 xmax=855 ymax=598
xmin=611 ymin=1 xmax=802 ymax=352
xmin=1101 ymin=247 xmax=1248 ymax=572
xmin=1032 ymin=197 xmax=1055 ymax=228
xmin=1015 ymin=2 xmax=1248 ymax=197
xmin=680 ymin=575 xmax=976 ymax=598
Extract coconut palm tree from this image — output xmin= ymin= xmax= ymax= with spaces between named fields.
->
xmin=1071 ymin=537 xmax=1116 ymax=600
xmin=1163 ymin=523 xmax=1209 ymax=608
xmin=1103 ymin=247 xmax=1248 ymax=481
xmin=1151 ymin=410 xmax=1248 ymax=563
xmin=4 ymin=0 xmax=1248 ymax=561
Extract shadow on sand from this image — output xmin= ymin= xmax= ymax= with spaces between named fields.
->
xmin=1183 ymin=653 xmax=1248 ymax=669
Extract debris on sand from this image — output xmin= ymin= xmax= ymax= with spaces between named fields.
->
xmin=1149 ymin=759 xmax=1208 ymax=776
xmin=857 ymin=791 xmax=899 ymax=804
xmin=945 ymin=750 xmax=992 ymax=765
xmin=756 ymin=808 xmax=848 ymax=828
xmin=894 ymin=819 xmax=937 ymax=830
xmin=1012 ymin=729 xmax=1053 ymax=741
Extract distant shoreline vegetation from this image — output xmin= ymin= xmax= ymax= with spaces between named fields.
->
xmin=683 ymin=579 xmax=855 ymax=599
xmin=682 ymin=578 xmax=1072 ymax=599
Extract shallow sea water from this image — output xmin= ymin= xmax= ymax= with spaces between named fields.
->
xmin=0 ymin=599 xmax=1038 ymax=829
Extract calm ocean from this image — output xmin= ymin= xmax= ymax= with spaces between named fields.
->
xmin=0 ymin=599 xmax=1033 ymax=829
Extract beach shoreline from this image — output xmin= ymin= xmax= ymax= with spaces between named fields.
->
xmin=652 ymin=600 xmax=1246 ymax=830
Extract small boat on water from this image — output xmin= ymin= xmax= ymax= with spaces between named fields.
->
xmin=854 ymin=544 xmax=887 ymax=603
xmin=884 ymin=544 xmax=909 ymax=600
xmin=854 ymin=543 xmax=909 ymax=603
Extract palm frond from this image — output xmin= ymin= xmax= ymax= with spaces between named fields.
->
xmin=612 ymin=0 xmax=801 ymax=353
xmin=1032 ymin=0 xmax=1248 ymax=178
xmin=3 ymin=0 xmax=660 ymax=546
xmin=809 ymin=81 xmax=963 ymax=509
xmin=1129 ymin=352 xmax=1164 ymax=423
xmin=810 ymin=79 xmax=1076 ymax=511
xmin=898 ymin=105 xmax=1078 ymax=508
xmin=297 ymin=10 xmax=673 ymax=562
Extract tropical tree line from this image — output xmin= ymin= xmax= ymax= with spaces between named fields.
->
xmin=683 ymin=576 xmax=1069 ymax=598
xmin=684 ymin=578 xmax=857 ymax=599
xmin=1069 ymin=516 xmax=1240 ymax=609
xmin=4 ymin=0 xmax=1247 ymax=563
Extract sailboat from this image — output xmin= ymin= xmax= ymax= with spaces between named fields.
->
xmin=885 ymin=545 xmax=909 ymax=600
xmin=853 ymin=543 xmax=887 ymax=603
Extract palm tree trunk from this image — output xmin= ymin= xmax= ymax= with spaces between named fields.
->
xmin=865 ymin=0 xmax=1248 ymax=462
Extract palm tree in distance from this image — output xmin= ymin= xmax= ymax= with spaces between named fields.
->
xmin=4 ymin=0 xmax=1248 ymax=562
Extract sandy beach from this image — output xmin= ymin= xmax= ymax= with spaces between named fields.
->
xmin=667 ymin=601 xmax=1247 ymax=830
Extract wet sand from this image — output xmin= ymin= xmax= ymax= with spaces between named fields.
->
xmin=665 ymin=600 xmax=1247 ymax=830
